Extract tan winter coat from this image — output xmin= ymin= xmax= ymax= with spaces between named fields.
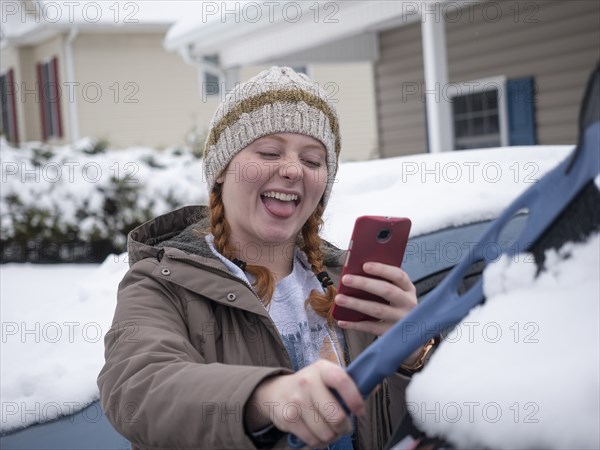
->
xmin=98 ymin=206 xmax=410 ymax=450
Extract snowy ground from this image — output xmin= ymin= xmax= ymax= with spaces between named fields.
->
xmin=1 ymin=259 xmax=125 ymax=432
xmin=3 ymin=142 xmax=597 ymax=446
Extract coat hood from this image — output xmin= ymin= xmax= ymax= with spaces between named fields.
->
xmin=126 ymin=205 xmax=346 ymax=268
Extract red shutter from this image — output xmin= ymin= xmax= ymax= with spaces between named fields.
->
xmin=7 ymin=69 xmax=19 ymax=145
xmin=51 ymin=57 xmax=63 ymax=138
xmin=37 ymin=62 xmax=48 ymax=141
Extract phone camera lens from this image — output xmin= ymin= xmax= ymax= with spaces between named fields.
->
xmin=377 ymin=229 xmax=391 ymax=242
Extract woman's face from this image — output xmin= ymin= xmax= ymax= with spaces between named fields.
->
xmin=217 ymin=133 xmax=328 ymax=254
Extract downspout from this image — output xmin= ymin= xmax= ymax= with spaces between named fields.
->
xmin=179 ymin=44 xmax=228 ymax=96
xmin=63 ymin=27 xmax=79 ymax=143
xmin=179 ymin=44 xmax=198 ymax=66
xmin=180 ymin=44 xmax=212 ymax=87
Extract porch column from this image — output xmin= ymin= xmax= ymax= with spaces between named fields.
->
xmin=420 ymin=3 xmax=453 ymax=152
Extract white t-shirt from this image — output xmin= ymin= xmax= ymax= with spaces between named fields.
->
xmin=206 ymin=234 xmax=347 ymax=371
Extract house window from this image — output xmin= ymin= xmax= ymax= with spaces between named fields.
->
xmin=0 ymin=68 xmax=19 ymax=145
xmin=37 ymin=56 xmax=63 ymax=140
xmin=291 ymin=66 xmax=308 ymax=75
xmin=450 ymin=77 xmax=508 ymax=150
xmin=203 ymin=72 xmax=220 ymax=96
xmin=202 ymin=54 xmax=221 ymax=97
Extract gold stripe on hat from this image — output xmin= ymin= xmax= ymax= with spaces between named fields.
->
xmin=206 ymin=89 xmax=340 ymax=156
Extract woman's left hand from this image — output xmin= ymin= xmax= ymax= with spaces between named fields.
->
xmin=334 ymin=262 xmax=417 ymax=337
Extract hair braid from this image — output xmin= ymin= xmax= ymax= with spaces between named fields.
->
xmin=209 ymin=186 xmax=235 ymax=259
xmin=301 ymin=203 xmax=337 ymax=322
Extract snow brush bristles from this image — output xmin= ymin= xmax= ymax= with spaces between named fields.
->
xmin=287 ymin=62 xmax=600 ymax=448
xmin=531 ymin=62 xmax=600 ymax=267
xmin=532 ymin=181 xmax=600 ymax=268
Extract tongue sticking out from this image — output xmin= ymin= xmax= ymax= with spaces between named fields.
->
xmin=262 ymin=197 xmax=297 ymax=218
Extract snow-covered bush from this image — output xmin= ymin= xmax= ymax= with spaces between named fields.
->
xmin=1 ymin=138 xmax=207 ymax=262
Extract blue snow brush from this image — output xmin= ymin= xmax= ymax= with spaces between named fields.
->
xmin=288 ymin=63 xmax=600 ymax=449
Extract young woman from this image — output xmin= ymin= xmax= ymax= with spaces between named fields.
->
xmin=98 ymin=67 xmax=430 ymax=450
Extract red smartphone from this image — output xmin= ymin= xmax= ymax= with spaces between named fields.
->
xmin=332 ymin=215 xmax=412 ymax=322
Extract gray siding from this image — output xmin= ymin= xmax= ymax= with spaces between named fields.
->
xmin=375 ymin=0 xmax=600 ymax=157
xmin=375 ymin=23 xmax=425 ymax=157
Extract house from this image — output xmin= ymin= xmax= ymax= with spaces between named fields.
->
xmin=0 ymin=0 xmax=211 ymax=149
xmin=165 ymin=0 xmax=600 ymax=158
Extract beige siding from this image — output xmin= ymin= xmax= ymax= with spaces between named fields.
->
xmin=18 ymin=47 xmax=41 ymax=143
xmin=311 ymin=63 xmax=378 ymax=161
xmin=375 ymin=0 xmax=600 ymax=156
xmin=0 ymin=47 xmax=20 ymax=82
xmin=239 ymin=63 xmax=377 ymax=161
xmin=73 ymin=32 xmax=204 ymax=148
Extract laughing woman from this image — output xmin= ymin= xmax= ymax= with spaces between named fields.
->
xmin=98 ymin=67 xmax=430 ymax=450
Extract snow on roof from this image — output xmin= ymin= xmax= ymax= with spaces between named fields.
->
xmin=164 ymin=0 xmax=261 ymax=51
xmin=162 ymin=1 xmax=416 ymax=67
xmin=1 ymin=1 xmax=204 ymax=44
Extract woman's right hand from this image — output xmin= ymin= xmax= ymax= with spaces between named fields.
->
xmin=245 ymin=359 xmax=365 ymax=449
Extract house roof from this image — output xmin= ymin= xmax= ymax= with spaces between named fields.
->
xmin=164 ymin=1 xmax=424 ymax=67
xmin=1 ymin=1 xmax=202 ymax=46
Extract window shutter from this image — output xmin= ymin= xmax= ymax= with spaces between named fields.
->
xmin=8 ymin=69 xmax=19 ymax=145
xmin=507 ymin=77 xmax=537 ymax=145
xmin=51 ymin=57 xmax=63 ymax=138
xmin=37 ymin=62 xmax=48 ymax=141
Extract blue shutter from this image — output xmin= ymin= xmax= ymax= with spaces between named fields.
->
xmin=507 ymin=77 xmax=537 ymax=145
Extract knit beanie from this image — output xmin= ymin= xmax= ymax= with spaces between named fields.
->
xmin=203 ymin=66 xmax=341 ymax=207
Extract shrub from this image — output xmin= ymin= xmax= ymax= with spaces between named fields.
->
xmin=1 ymin=138 xmax=206 ymax=263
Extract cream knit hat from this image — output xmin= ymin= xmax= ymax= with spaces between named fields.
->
xmin=203 ymin=66 xmax=341 ymax=206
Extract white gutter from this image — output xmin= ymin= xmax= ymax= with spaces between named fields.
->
xmin=63 ymin=27 xmax=79 ymax=143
